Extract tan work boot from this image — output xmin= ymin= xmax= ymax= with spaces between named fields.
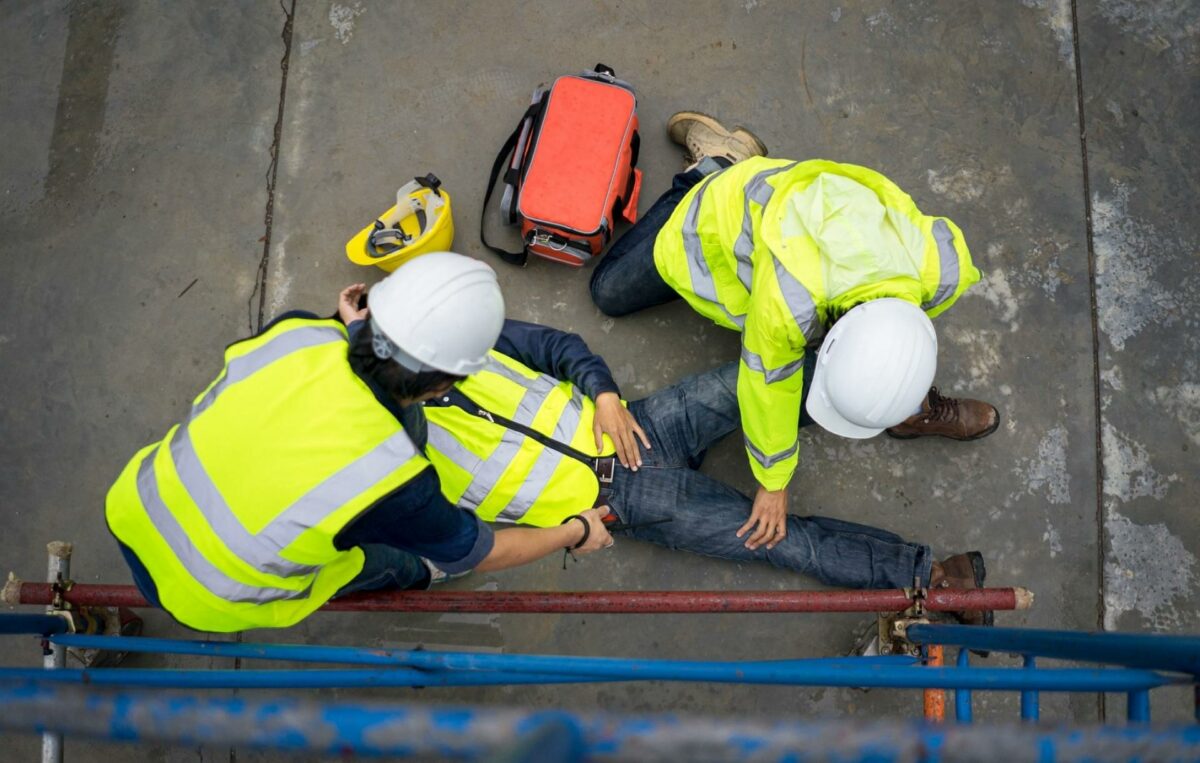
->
xmin=666 ymin=111 xmax=767 ymax=166
xmin=929 ymin=551 xmax=994 ymax=632
xmin=886 ymin=387 xmax=1000 ymax=441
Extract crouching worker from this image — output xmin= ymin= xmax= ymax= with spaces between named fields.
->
xmin=105 ymin=253 xmax=611 ymax=633
xmin=364 ymin=309 xmax=991 ymax=625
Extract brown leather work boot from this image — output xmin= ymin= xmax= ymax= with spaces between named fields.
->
xmin=666 ymin=111 xmax=768 ymax=166
xmin=929 ymin=551 xmax=993 ymax=631
xmin=886 ymin=387 xmax=1000 ymax=441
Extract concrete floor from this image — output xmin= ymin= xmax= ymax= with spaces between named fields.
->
xmin=1 ymin=0 xmax=1196 ymax=759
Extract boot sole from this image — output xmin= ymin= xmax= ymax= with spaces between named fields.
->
xmin=665 ymin=111 xmax=769 ymax=157
xmin=885 ymin=407 xmax=1002 ymax=442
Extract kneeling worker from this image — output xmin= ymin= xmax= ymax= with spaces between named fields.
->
xmin=590 ymin=114 xmax=1001 ymax=554
xmin=342 ymin=305 xmax=990 ymax=624
xmin=105 ymin=253 xmax=611 ymax=633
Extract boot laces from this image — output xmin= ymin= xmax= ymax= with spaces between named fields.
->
xmin=926 ymin=387 xmax=960 ymax=424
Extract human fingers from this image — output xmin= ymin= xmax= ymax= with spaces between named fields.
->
xmin=736 ymin=513 xmax=758 ymax=540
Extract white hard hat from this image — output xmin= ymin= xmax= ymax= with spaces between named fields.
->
xmin=806 ymin=298 xmax=937 ymax=439
xmin=367 ymin=252 xmax=505 ymax=375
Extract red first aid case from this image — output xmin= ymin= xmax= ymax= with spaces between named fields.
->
xmin=481 ymin=64 xmax=642 ymax=267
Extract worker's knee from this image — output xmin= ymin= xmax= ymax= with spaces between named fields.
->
xmin=589 ymin=272 xmax=635 ymax=317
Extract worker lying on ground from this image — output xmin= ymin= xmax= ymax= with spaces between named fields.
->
xmin=338 ymin=300 xmax=991 ymax=626
xmin=105 ymin=253 xmax=612 ymax=633
xmin=590 ymin=112 xmax=1000 ymax=561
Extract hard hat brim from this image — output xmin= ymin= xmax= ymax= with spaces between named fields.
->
xmin=806 ymin=362 xmax=886 ymax=439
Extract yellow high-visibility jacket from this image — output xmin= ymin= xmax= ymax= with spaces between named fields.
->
xmin=106 ymin=318 xmax=428 ymax=632
xmin=654 ymin=158 xmax=980 ymax=489
xmin=424 ymin=350 xmax=616 ymax=527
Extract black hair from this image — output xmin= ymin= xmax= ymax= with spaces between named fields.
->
xmin=347 ymin=321 xmax=465 ymax=401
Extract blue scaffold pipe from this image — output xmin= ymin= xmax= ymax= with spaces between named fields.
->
xmin=955 ymin=648 xmax=972 ymax=723
xmin=3 ymin=682 xmax=1200 ymax=761
xmin=1128 ymin=690 xmax=1151 ymax=723
xmin=0 ymin=613 xmax=70 ymax=637
xmin=906 ymin=623 xmax=1200 ymax=675
xmin=1021 ymin=656 xmax=1039 ymax=722
xmin=47 ymin=634 xmax=914 ymax=670
xmin=0 ymin=663 xmax=1182 ymax=692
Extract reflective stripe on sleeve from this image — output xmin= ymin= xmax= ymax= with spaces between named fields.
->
xmin=739 ymin=345 xmax=806 ymax=384
xmin=921 ymin=219 xmax=961 ymax=311
xmin=743 ymin=434 xmax=799 ymax=470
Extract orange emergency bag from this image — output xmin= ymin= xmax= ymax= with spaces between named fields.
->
xmin=481 ymin=64 xmax=641 ymax=267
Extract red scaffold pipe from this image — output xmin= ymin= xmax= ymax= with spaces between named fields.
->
xmin=8 ymin=582 xmax=1032 ymax=614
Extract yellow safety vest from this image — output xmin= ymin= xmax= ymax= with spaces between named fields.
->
xmin=424 ymin=351 xmax=615 ymax=527
xmin=654 ymin=158 xmax=980 ymax=490
xmin=105 ymin=318 xmax=429 ymax=632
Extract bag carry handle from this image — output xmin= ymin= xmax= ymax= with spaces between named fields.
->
xmin=481 ymin=100 xmax=544 ymax=267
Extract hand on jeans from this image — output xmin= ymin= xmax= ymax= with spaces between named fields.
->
xmin=593 ymin=392 xmax=651 ymax=470
xmin=338 ymin=283 xmax=369 ymax=324
xmin=738 ymin=486 xmax=788 ymax=550
xmin=571 ymin=507 xmax=615 ymax=554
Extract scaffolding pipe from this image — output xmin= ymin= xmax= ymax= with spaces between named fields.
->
xmin=1021 ymin=655 xmax=1039 ymax=722
xmin=2 ymin=683 xmax=1199 ymax=761
xmin=7 ymin=581 xmax=1032 ymax=614
xmin=923 ymin=645 xmax=946 ymax=722
xmin=48 ymin=634 xmax=913 ymax=670
xmin=0 ymin=662 xmax=1180 ymax=692
xmin=906 ymin=623 xmax=1200 ymax=675
xmin=955 ymin=648 xmax=973 ymax=723
xmin=0 ymin=614 xmax=70 ymax=637
xmin=41 ymin=542 xmax=70 ymax=763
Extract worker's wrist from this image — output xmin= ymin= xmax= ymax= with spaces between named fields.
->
xmin=560 ymin=515 xmax=589 ymax=549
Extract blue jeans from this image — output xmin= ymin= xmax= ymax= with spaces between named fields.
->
xmin=611 ymin=363 xmax=933 ymax=589
xmin=590 ymin=161 xmax=719 ymax=316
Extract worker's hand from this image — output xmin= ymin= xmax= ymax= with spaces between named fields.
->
xmin=593 ymin=392 xmax=650 ymax=470
xmin=338 ymin=283 xmax=369 ymax=324
xmin=737 ymin=486 xmax=788 ymax=551
xmin=570 ymin=507 xmax=615 ymax=555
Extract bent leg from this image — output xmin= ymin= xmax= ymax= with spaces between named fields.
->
xmin=335 ymin=544 xmax=431 ymax=596
xmin=612 ymin=468 xmax=931 ymax=589
xmin=590 ymin=162 xmax=721 ymax=316
xmin=629 ymin=362 xmax=740 ymax=467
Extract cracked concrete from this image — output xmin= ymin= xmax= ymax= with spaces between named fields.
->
xmin=1 ymin=0 xmax=1197 ymax=757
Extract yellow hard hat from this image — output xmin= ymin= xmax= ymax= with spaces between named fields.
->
xmin=346 ymin=174 xmax=455 ymax=272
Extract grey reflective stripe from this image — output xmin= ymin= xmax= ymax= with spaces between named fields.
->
xmin=261 ymin=430 xmax=421 ymax=551
xmin=496 ymin=447 xmax=565 ymax=523
xmin=426 ymin=424 xmax=491 ymax=507
xmin=168 ymin=426 xmax=319 ymax=579
xmin=732 ymin=163 xmax=799 ymax=291
xmin=743 ymin=434 xmax=799 ymax=470
xmin=135 ymin=450 xmax=312 ymax=605
xmin=552 ymin=388 xmax=586 ymax=444
xmin=681 ymin=170 xmax=747 ymax=329
xmin=427 ymin=417 xmax=572 ymax=523
xmin=922 ymin=219 xmax=961 ymax=311
xmin=481 ymin=358 xmax=558 ymax=427
xmin=193 ymin=326 xmax=345 ymax=416
xmin=772 ymin=255 xmax=824 ymax=346
xmin=739 ymin=345 xmax=806 ymax=384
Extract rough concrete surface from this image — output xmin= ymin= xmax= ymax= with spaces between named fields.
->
xmin=0 ymin=0 xmax=1195 ymax=759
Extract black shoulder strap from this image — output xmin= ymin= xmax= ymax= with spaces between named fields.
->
xmin=432 ymin=388 xmax=596 ymax=467
xmin=480 ymin=100 xmax=543 ymax=267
